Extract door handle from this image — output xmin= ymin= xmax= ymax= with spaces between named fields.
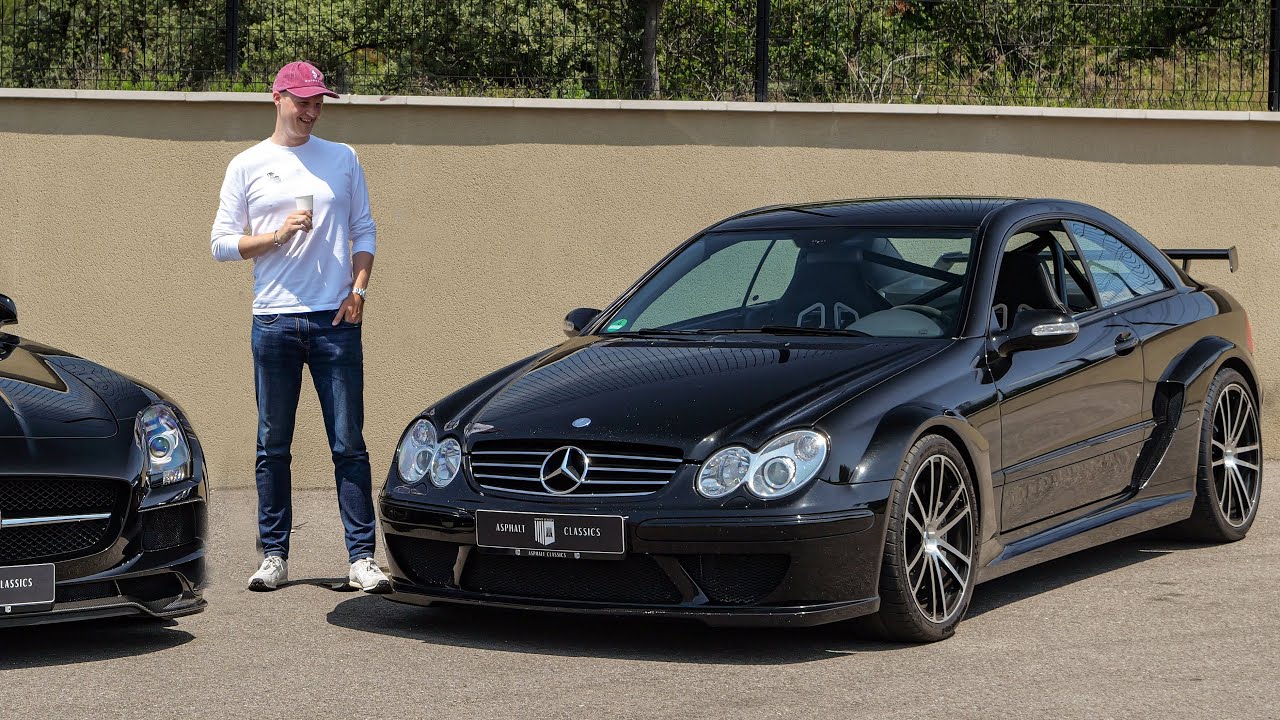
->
xmin=1114 ymin=331 xmax=1138 ymax=354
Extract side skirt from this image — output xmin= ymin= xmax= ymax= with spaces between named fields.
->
xmin=976 ymin=489 xmax=1195 ymax=584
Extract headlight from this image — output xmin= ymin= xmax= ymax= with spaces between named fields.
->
xmin=431 ymin=438 xmax=462 ymax=487
xmin=134 ymin=404 xmax=191 ymax=486
xmin=696 ymin=430 xmax=828 ymax=500
xmin=697 ymin=447 xmax=751 ymax=498
xmin=397 ymin=419 xmax=438 ymax=485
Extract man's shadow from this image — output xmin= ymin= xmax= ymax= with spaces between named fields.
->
xmin=325 ymin=534 xmax=1210 ymax=664
xmin=0 ymin=619 xmax=194 ymax=671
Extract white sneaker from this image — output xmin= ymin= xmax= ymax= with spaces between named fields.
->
xmin=349 ymin=557 xmax=392 ymax=593
xmin=248 ymin=556 xmax=288 ymax=591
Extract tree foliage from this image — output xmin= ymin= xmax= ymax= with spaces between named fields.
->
xmin=0 ymin=0 xmax=1268 ymax=108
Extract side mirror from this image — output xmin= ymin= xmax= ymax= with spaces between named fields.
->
xmin=994 ymin=309 xmax=1078 ymax=357
xmin=563 ymin=307 xmax=601 ymax=337
xmin=0 ymin=294 xmax=16 ymax=327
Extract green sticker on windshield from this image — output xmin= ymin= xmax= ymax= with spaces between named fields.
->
xmin=606 ymin=318 xmax=629 ymax=332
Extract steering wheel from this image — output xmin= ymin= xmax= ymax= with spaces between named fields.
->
xmin=896 ymin=304 xmax=944 ymax=319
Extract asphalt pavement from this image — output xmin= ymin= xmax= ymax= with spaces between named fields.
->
xmin=2 ymin=468 xmax=1278 ymax=720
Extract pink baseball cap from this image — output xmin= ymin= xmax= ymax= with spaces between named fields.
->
xmin=272 ymin=61 xmax=339 ymax=98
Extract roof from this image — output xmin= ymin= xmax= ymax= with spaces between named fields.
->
xmin=711 ymin=197 xmax=1022 ymax=231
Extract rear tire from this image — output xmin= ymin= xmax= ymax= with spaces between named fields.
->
xmin=1174 ymin=368 xmax=1262 ymax=542
xmin=863 ymin=434 xmax=977 ymax=643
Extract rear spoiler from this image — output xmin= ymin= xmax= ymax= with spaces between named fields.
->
xmin=1164 ymin=247 xmax=1238 ymax=273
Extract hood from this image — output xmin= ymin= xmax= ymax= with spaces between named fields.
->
xmin=462 ymin=335 xmax=941 ymax=455
xmin=0 ymin=335 xmax=150 ymax=438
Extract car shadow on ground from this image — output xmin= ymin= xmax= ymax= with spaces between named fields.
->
xmin=0 ymin=618 xmax=194 ymax=670
xmin=325 ymin=533 xmax=1217 ymax=664
xmin=967 ymin=533 xmax=1214 ymax=617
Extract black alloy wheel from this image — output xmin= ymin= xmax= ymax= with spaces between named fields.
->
xmin=864 ymin=434 xmax=977 ymax=643
xmin=1178 ymin=368 xmax=1262 ymax=542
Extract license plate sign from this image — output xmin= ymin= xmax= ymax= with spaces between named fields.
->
xmin=475 ymin=510 xmax=625 ymax=556
xmin=0 ymin=563 xmax=56 ymax=614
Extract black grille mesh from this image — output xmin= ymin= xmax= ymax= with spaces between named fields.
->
xmin=461 ymin=553 xmax=681 ymax=604
xmin=141 ymin=504 xmax=199 ymax=552
xmin=0 ymin=519 xmax=112 ymax=564
xmin=679 ymin=554 xmax=790 ymax=605
xmin=386 ymin=536 xmax=457 ymax=588
xmin=56 ymin=581 xmax=120 ymax=604
xmin=0 ymin=477 xmax=125 ymax=517
xmin=118 ymin=574 xmax=183 ymax=602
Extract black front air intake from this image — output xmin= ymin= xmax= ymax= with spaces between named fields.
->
xmin=460 ymin=552 xmax=682 ymax=604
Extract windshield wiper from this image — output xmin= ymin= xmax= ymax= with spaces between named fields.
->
xmin=605 ymin=328 xmax=706 ymax=336
xmin=716 ymin=326 xmax=873 ymax=338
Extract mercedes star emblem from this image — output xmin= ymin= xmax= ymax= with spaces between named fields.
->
xmin=540 ymin=446 xmax=590 ymax=494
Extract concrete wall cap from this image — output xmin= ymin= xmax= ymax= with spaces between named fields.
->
xmin=0 ymin=88 xmax=1269 ymax=121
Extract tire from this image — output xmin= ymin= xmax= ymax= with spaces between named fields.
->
xmin=863 ymin=434 xmax=978 ymax=643
xmin=1174 ymin=368 xmax=1262 ymax=542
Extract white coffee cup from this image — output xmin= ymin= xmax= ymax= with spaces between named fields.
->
xmin=294 ymin=195 xmax=314 ymax=238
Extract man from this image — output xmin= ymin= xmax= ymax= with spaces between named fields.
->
xmin=210 ymin=61 xmax=390 ymax=593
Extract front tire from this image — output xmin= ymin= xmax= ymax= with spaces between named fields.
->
xmin=865 ymin=434 xmax=977 ymax=643
xmin=1175 ymin=368 xmax=1262 ymax=542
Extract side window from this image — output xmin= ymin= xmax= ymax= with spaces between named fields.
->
xmin=633 ymin=239 xmax=787 ymax=328
xmin=992 ymin=224 xmax=1096 ymax=331
xmin=1066 ymin=221 xmax=1168 ymax=307
xmin=1048 ymin=229 xmax=1096 ymax=314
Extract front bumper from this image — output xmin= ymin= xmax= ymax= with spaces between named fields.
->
xmin=0 ymin=499 xmax=209 ymax=629
xmin=378 ymin=497 xmax=886 ymax=627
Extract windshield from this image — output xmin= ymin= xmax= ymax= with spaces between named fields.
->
xmin=601 ymin=227 xmax=976 ymax=338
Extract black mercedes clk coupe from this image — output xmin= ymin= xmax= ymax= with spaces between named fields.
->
xmin=1 ymin=294 xmax=207 ymax=627
xmin=378 ymin=197 xmax=1260 ymax=642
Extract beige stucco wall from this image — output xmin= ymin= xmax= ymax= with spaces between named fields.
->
xmin=0 ymin=93 xmax=1276 ymax=490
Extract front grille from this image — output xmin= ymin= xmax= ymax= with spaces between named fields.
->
xmin=470 ymin=440 xmax=683 ymax=497
xmin=0 ymin=476 xmax=127 ymax=518
xmin=386 ymin=535 xmax=458 ymax=587
xmin=118 ymin=573 xmax=183 ymax=602
xmin=56 ymin=581 xmax=119 ymax=603
xmin=0 ymin=519 xmax=112 ymax=564
xmin=678 ymin=554 xmax=791 ymax=605
xmin=141 ymin=503 xmax=201 ymax=552
xmin=461 ymin=553 xmax=682 ymax=604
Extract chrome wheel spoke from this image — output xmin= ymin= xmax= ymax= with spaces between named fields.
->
xmin=1236 ymin=459 xmax=1259 ymax=472
xmin=927 ymin=556 xmax=940 ymax=620
xmin=934 ymin=557 xmax=949 ymax=621
xmin=907 ymin=543 xmax=925 ymax=573
xmin=938 ymin=505 xmax=970 ymax=535
xmin=1212 ymin=459 xmax=1226 ymax=468
xmin=1231 ymin=468 xmax=1255 ymax=520
xmin=910 ymin=489 xmax=928 ymax=525
xmin=936 ymin=485 xmax=964 ymax=527
xmin=929 ymin=458 xmax=943 ymax=520
xmin=937 ymin=551 xmax=967 ymax=587
xmin=1235 ymin=444 xmax=1260 ymax=455
xmin=1211 ymin=439 xmax=1227 ymax=453
xmin=906 ymin=512 xmax=925 ymax=534
xmin=936 ymin=538 xmax=972 ymax=567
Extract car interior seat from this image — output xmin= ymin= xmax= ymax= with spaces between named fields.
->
xmin=770 ymin=252 xmax=892 ymax=328
xmin=991 ymin=250 xmax=1068 ymax=331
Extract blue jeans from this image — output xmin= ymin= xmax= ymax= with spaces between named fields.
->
xmin=252 ymin=310 xmax=375 ymax=563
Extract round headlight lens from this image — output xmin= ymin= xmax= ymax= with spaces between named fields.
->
xmin=747 ymin=430 xmax=828 ymax=499
xmin=697 ymin=446 xmax=751 ymax=498
xmin=431 ymin=438 xmax=463 ymax=487
xmin=761 ymin=457 xmax=796 ymax=489
xmin=134 ymin=403 xmax=192 ymax=486
xmin=397 ymin=419 xmax=438 ymax=485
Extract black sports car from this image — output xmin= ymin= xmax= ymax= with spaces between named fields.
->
xmin=378 ymin=197 xmax=1260 ymax=642
xmin=0 ymin=294 xmax=207 ymax=628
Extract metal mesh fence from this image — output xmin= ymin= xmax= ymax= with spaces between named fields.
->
xmin=0 ymin=0 xmax=1271 ymax=109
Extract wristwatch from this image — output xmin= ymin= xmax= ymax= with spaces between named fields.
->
xmin=351 ymin=287 xmax=367 ymax=299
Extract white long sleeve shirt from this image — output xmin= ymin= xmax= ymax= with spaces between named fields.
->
xmin=211 ymin=136 xmax=376 ymax=314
